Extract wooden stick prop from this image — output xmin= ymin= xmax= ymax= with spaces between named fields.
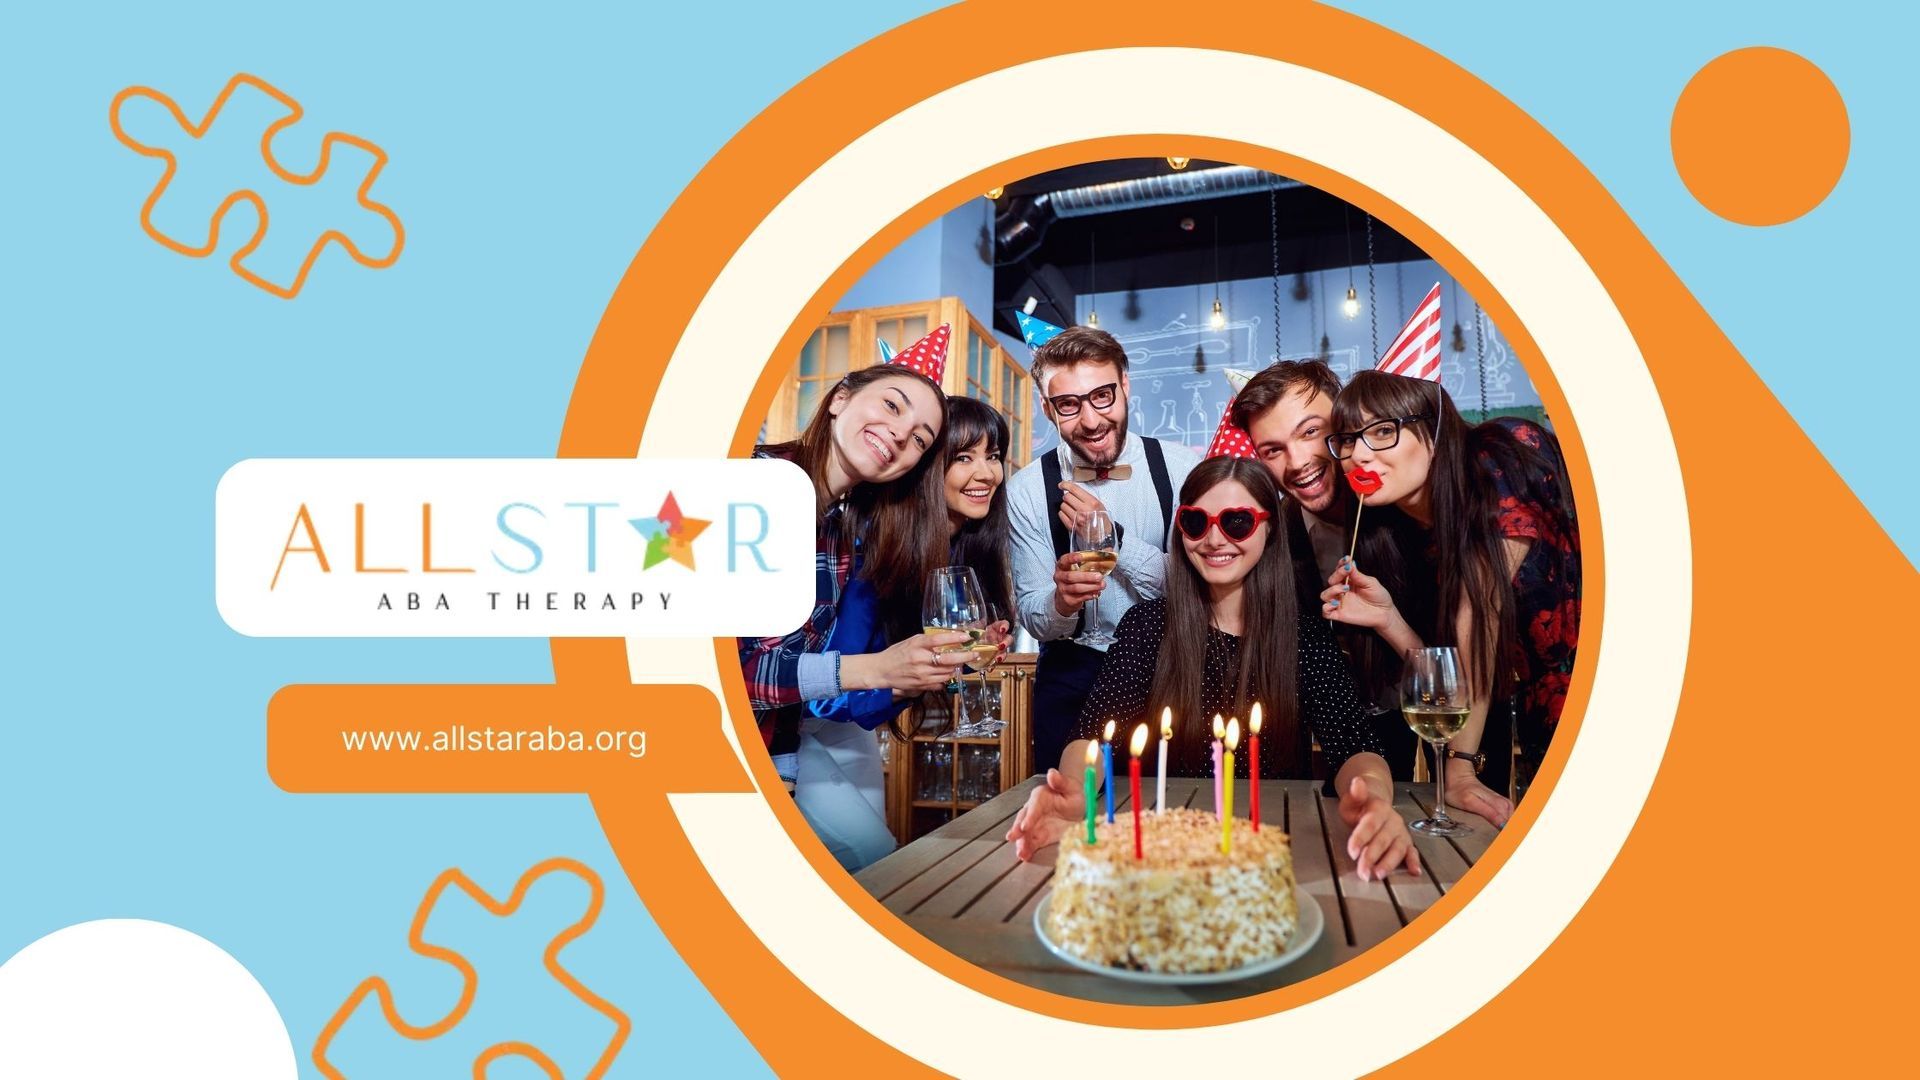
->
xmin=1344 ymin=467 xmax=1383 ymax=562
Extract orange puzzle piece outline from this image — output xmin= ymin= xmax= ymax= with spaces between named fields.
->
xmin=312 ymin=856 xmax=631 ymax=1080
xmin=108 ymin=72 xmax=404 ymax=299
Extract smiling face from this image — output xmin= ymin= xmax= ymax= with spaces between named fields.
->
xmin=828 ymin=372 xmax=943 ymax=485
xmin=1247 ymin=385 xmax=1341 ymax=517
xmin=1344 ymin=411 xmax=1434 ymax=507
xmin=1180 ymin=478 xmax=1271 ymax=590
xmin=943 ymin=435 xmax=1004 ymax=521
xmin=1041 ymin=360 xmax=1131 ymax=468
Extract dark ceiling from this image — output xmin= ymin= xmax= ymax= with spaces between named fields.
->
xmin=991 ymin=158 xmax=1428 ymax=340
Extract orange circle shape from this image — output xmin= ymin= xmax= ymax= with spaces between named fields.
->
xmin=550 ymin=3 xmax=1917 ymax=1076
xmin=1671 ymin=47 xmax=1849 ymax=225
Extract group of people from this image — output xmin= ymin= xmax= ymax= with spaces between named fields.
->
xmin=740 ymin=313 xmax=1580 ymax=876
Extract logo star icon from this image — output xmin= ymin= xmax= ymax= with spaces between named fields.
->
xmin=627 ymin=492 xmax=710 ymax=570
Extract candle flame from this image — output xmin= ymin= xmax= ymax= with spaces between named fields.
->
xmin=1212 ymin=714 xmax=1225 ymax=739
xmin=1225 ymin=716 xmax=1241 ymax=752
xmin=1249 ymin=702 xmax=1262 ymax=734
xmin=1084 ymin=740 xmax=1100 ymax=767
xmin=1129 ymin=723 xmax=1149 ymax=757
xmin=1159 ymin=707 xmax=1172 ymax=740
xmin=1102 ymin=718 xmax=1116 ymax=742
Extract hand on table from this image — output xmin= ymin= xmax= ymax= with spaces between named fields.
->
xmin=1338 ymin=776 xmax=1421 ymax=882
xmin=1005 ymin=768 xmax=1085 ymax=862
xmin=1444 ymin=760 xmax=1512 ymax=826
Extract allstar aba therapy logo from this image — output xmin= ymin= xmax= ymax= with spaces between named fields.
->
xmin=217 ymin=458 xmax=814 ymax=638
xmin=627 ymin=492 xmax=710 ymax=571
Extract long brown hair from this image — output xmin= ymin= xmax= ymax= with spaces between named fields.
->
xmin=1146 ymin=457 xmax=1305 ymax=776
xmin=1332 ymin=371 xmax=1572 ymax=702
xmin=941 ymin=396 xmax=1013 ymax=619
xmin=759 ymin=365 xmax=950 ymax=640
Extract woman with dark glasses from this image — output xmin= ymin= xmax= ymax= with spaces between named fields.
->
xmin=1005 ymin=455 xmax=1418 ymax=882
xmin=1321 ymin=370 xmax=1579 ymax=813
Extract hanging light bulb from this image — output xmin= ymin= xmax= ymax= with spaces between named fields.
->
xmin=1206 ymin=216 xmax=1225 ymax=330
xmin=1167 ymin=156 xmax=1190 ymax=171
xmin=985 ymin=186 xmax=1004 ymax=200
xmin=1193 ymin=342 xmax=1207 ymax=373
xmin=1086 ymin=233 xmax=1100 ymax=329
xmin=1343 ymin=285 xmax=1360 ymax=319
xmin=1318 ymin=332 xmax=1331 ymax=362
xmin=1451 ymin=320 xmax=1467 ymax=353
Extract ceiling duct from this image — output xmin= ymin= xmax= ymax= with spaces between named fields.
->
xmin=994 ymin=166 xmax=1300 ymax=264
xmin=1050 ymin=166 xmax=1298 ymax=217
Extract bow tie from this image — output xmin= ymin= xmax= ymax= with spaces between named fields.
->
xmin=1071 ymin=464 xmax=1133 ymax=482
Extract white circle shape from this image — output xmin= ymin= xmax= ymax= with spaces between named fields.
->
xmin=628 ymin=47 xmax=1688 ymax=1074
xmin=0 ymin=919 xmax=298 ymax=1079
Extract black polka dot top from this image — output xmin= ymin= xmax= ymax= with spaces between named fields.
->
xmin=1071 ymin=598 xmax=1384 ymax=779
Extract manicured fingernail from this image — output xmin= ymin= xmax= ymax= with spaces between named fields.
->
xmin=1342 ymin=583 xmax=1351 ymax=592
xmin=1329 ymin=599 xmax=1340 ymax=608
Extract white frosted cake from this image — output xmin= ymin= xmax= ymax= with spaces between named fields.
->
xmin=1042 ymin=808 xmax=1298 ymax=973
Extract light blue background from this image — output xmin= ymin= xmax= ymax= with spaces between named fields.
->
xmin=0 ymin=2 xmax=1907 ymax=1076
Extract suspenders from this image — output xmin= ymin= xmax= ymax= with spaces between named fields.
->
xmin=1041 ymin=437 xmax=1176 ymax=637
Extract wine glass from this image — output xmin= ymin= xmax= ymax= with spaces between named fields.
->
xmin=1402 ymin=646 xmax=1473 ymax=837
xmin=1070 ymin=509 xmax=1118 ymax=648
xmin=922 ymin=566 xmax=986 ymax=739
xmin=960 ymin=601 xmax=1008 ymax=738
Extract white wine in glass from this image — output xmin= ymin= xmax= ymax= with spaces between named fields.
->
xmin=922 ymin=566 xmax=987 ymax=737
xmin=1069 ymin=549 xmax=1118 ymax=575
xmin=1403 ymin=646 xmax=1473 ymax=838
xmin=1071 ymin=509 xmax=1118 ymax=648
xmin=968 ymin=601 xmax=1009 ymax=738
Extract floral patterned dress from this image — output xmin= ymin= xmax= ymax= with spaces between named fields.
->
xmin=1480 ymin=418 xmax=1581 ymax=768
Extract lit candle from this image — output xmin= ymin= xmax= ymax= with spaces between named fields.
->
xmin=1101 ymin=719 xmax=1117 ymax=825
xmin=1249 ymin=702 xmax=1263 ymax=832
xmin=1211 ymin=714 xmax=1225 ymax=817
xmin=1129 ymin=723 xmax=1148 ymax=860
xmin=1222 ymin=717 xmax=1241 ymax=855
xmin=1083 ymin=740 xmax=1099 ymax=845
xmin=1155 ymin=707 xmax=1171 ymax=813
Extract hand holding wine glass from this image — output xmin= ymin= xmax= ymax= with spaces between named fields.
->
xmin=1071 ymin=509 xmax=1118 ymax=647
xmin=924 ymin=566 xmax=988 ymax=737
xmin=840 ymin=631 xmax=969 ymax=692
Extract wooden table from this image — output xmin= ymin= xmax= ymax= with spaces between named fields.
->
xmin=854 ymin=776 xmax=1496 ymax=1005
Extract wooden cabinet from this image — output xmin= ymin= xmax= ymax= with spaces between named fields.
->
xmin=882 ymin=654 xmax=1035 ymax=843
xmin=763 ymin=297 xmax=1035 ymax=469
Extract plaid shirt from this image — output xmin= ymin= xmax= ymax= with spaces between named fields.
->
xmin=737 ymin=450 xmax=851 ymax=753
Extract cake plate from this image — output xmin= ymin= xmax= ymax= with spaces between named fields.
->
xmin=1032 ymin=887 xmax=1325 ymax=986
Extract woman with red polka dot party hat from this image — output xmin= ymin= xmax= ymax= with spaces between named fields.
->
xmin=740 ymin=325 xmax=971 ymax=800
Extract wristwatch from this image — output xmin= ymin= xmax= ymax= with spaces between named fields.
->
xmin=1444 ymin=747 xmax=1486 ymax=774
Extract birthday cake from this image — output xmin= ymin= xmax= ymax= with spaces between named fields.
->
xmin=1042 ymin=808 xmax=1298 ymax=973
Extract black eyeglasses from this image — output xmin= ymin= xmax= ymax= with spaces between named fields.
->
xmin=1327 ymin=414 xmax=1432 ymax=460
xmin=1175 ymin=505 xmax=1271 ymax=542
xmin=1046 ymin=382 xmax=1119 ymax=418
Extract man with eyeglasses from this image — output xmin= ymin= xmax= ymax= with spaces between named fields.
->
xmin=1231 ymin=360 xmax=1419 ymax=780
xmin=1007 ymin=326 xmax=1199 ymax=775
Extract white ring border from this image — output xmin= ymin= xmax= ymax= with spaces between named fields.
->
xmin=625 ymin=47 xmax=1690 ymax=1076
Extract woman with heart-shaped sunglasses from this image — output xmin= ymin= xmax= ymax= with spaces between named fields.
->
xmin=1322 ymin=370 xmax=1581 ymax=819
xmin=1006 ymin=456 xmax=1419 ymax=882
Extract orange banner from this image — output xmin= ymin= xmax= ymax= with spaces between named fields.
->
xmin=268 ymin=683 xmax=750 ymax=795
